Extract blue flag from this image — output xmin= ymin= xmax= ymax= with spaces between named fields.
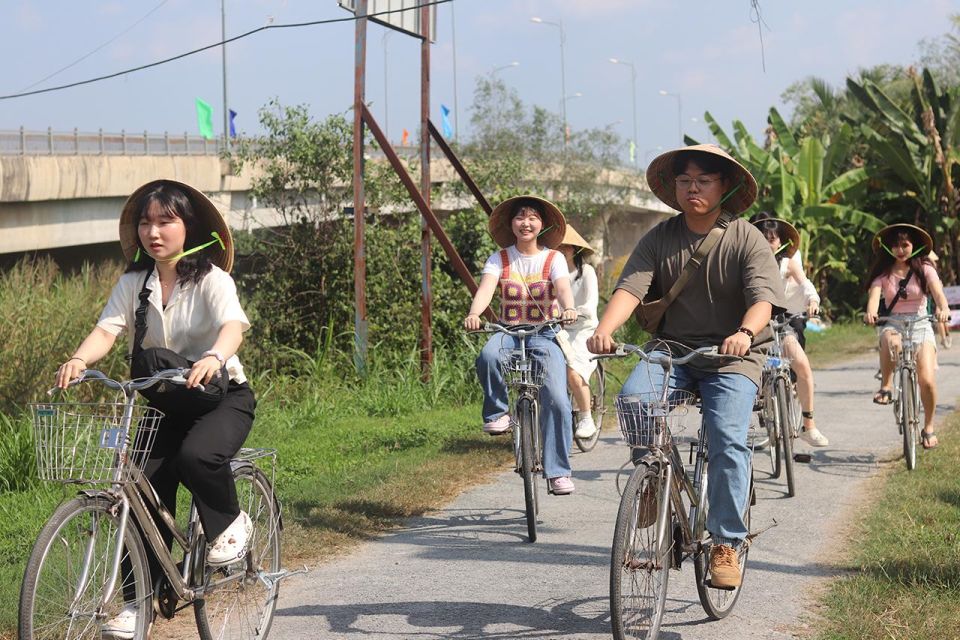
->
xmin=228 ymin=109 xmax=238 ymax=138
xmin=440 ymin=104 xmax=453 ymax=138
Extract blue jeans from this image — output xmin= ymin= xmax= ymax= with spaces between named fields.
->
xmin=621 ymin=359 xmax=757 ymax=546
xmin=476 ymin=330 xmax=572 ymax=479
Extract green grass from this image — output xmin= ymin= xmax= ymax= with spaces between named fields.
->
xmin=805 ymin=321 xmax=877 ymax=368
xmin=817 ymin=414 xmax=960 ymax=640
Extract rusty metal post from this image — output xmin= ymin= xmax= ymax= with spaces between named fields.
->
xmin=419 ymin=1 xmax=433 ymax=380
xmin=428 ymin=120 xmax=492 ymax=215
xmin=352 ymin=0 xmax=369 ymax=374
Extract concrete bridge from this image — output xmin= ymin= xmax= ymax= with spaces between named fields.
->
xmin=0 ymin=130 xmax=673 ymax=268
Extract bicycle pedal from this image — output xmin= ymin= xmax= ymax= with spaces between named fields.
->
xmin=704 ymin=579 xmax=737 ymax=592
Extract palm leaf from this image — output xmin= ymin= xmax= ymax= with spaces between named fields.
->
xmin=767 ymin=107 xmax=800 ymax=157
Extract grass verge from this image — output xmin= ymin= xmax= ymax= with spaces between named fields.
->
xmin=817 ymin=413 xmax=960 ymax=640
xmin=805 ymin=321 xmax=877 ymax=368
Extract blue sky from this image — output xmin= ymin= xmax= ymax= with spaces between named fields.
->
xmin=0 ymin=0 xmax=954 ymax=162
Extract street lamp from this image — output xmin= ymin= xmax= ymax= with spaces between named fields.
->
xmin=609 ymin=57 xmax=638 ymax=167
xmin=658 ymin=89 xmax=683 ymax=145
xmin=531 ymin=16 xmax=568 ymax=149
xmin=491 ymin=61 xmax=520 ymax=75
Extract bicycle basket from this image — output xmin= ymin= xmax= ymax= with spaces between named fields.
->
xmin=615 ymin=390 xmax=697 ymax=448
xmin=498 ymin=348 xmax=548 ymax=388
xmin=29 ymin=403 xmax=163 ymax=485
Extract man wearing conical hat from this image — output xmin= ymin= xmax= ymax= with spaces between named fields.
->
xmin=588 ymin=145 xmax=786 ymax=589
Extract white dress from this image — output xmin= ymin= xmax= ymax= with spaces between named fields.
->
xmin=559 ymin=264 xmax=600 ymax=383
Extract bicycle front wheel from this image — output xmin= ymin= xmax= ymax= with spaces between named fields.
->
xmin=775 ymin=378 xmax=796 ymax=497
xmin=195 ymin=462 xmax=282 ymax=640
xmin=901 ymin=368 xmax=918 ymax=471
xmin=762 ymin=389 xmax=781 ymax=479
xmin=610 ymin=461 xmax=671 ymax=640
xmin=574 ymin=363 xmax=605 ymax=453
xmin=19 ymin=494 xmax=152 ymax=640
xmin=516 ymin=396 xmax=539 ymax=543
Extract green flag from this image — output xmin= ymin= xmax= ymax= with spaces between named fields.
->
xmin=195 ymin=98 xmax=214 ymax=139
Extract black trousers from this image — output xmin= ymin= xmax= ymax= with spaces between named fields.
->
xmin=788 ymin=315 xmax=807 ymax=349
xmin=125 ymin=381 xmax=255 ymax=598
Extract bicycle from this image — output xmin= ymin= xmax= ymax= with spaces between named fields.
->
xmin=878 ymin=315 xmax=932 ymax=471
xmin=478 ymin=319 xmax=566 ymax=543
xmin=757 ymin=313 xmax=807 ymax=497
xmin=19 ymin=368 xmax=301 ymax=640
xmin=598 ymin=343 xmax=757 ymax=640
xmin=572 ymin=360 xmax=606 ymax=453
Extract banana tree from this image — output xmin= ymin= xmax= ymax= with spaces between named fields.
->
xmin=846 ymin=68 xmax=960 ymax=281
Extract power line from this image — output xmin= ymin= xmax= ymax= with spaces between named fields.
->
xmin=19 ymin=0 xmax=172 ymax=92
xmin=0 ymin=0 xmax=452 ymax=102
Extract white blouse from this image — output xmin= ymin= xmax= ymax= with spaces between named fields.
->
xmin=780 ymin=254 xmax=820 ymax=314
xmin=97 ymin=266 xmax=251 ymax=383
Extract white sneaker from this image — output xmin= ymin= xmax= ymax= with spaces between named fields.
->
xmin=799 ymin=427 xmax=829 ymax=447
xmin=482 ymin=414 xmax=511 ymax=435
xmin=207 ymin=511 xmax=252 ymax=567
xmin=101 ymin=604 xmax=138 ymax=639
xmin=574 ymin=415 xmax=598 ymax=439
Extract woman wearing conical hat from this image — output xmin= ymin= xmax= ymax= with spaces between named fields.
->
xmin=863 ymin=223 xmax=950 ymax=449
xmin=750 ymin=211 xmax=828 ymax=448
xmin=55 ymin=179 xmax=257 ymax=636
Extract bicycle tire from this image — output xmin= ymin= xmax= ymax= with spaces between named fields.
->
xmin=776 ymin=379 xmax=796 ymax=497
xmin=610 ymin=462 xmax=671 ymax=640
xmin=195 ymin=462 xmax=282 ymax=640
xmin=516 ymin=396 xmax=538 ymax=543
xmin=693 ymin=467 xmax=752 ymax=619
xmin=901 ymin=368 xmax=917 ymax=471
xmin=574 ymin=363 xmax=605 ymax=453
xmin=19 ymin=494 xmax=152 ymax=640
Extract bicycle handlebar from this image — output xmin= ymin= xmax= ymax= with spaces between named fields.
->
xmin=49 ymin=368 xmax=200 ymax=397
xmin=877 ymin=314 xmax=939 ymax=328
xmin=592 ymin=344 xmax=721 ymax=366
xmin=476 ymin=319 xmax=566 ymax=337
xmin=770 ymin=312 xmax=815 ymax=332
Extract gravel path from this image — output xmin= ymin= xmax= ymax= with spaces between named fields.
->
xmin=270 ymin=347 xmax=960 ymax=639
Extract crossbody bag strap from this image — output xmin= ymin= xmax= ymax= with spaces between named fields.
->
xmin=885 ymin=268 xmax=915 ymax=315
xmin=129 ymin=272 xmax=152 ymax=359
xmin=658 ymin=212 xmax=733 ymax=308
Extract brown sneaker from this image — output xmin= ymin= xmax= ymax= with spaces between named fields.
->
xmin=708 ymin=544 xmax=741 ymax=589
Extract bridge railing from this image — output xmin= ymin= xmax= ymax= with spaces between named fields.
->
xmin=0 ymin=127 xmax=229 ymax=156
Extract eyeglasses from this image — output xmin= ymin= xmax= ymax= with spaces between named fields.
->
xmin=675 ymin=176 xmax=721 ymax=190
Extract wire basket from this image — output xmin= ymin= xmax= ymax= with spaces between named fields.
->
xmin=498 ymin=348 xmax=548 ymax=389
xmin=29 ymin=402 xmax=164 ymax=485
xmin=615 ymin=390 xmax=697 ymax=448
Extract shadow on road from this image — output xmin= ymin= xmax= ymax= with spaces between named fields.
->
xmin=276 ymin=596 xmax=610 ymax=638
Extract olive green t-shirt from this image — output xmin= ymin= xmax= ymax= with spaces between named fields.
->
xmin=616 ymin=214 xmax=786 ymax=385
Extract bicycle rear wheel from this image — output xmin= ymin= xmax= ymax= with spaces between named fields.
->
xmin=610 ymin=461 xmax=671 ymax=640
xmin=19 ymin=494 xmax=152 ymax=640
xmin=775 ymin=379 xmax=796 ymax=497
xmin=694 ymin=469 xmax=752 ymax=619
xmin=574 ymin=363 xmax=605 ymax=453
xmin=901 ymin=368 xmax=918 ymax=471
xmin=516 ymin=396 xmax=539 ymax=543
xmin=195 ymin=463 xmax=282 ymax=640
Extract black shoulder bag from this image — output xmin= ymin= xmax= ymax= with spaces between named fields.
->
xmin=128 ymin=273 xmax=228 ymax=416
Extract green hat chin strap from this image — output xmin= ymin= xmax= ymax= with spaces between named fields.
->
xmin=879 ymin=240 xmax=927 ymax=260
xmin=135 ymin=231 xmax=225 ymax=263
xmin=774 ymin=239 xmax=793 ymax=256
xmin=537 ymin=224 xmax=556 ymax=240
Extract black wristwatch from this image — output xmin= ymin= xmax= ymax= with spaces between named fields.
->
xmin=735 ymin=326 xmax=755 ymax=344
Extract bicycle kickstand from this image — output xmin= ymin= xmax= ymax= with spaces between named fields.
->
xmin=744 ymin=518 xmax=779 ymax=546
xmin=257 ymin=564 xmax=309 ymax=590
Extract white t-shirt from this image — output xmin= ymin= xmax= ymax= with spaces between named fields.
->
xmin=482 ymin=246 xmax=570 ymax=283
xmin=97 ymin=266 xmax=251 ymax=383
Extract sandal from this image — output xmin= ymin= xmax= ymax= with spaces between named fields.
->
xmin=872 ymin=389 xmax=893 ymax=405
xmin=921 ymin=430 xmax=939 ymax=450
